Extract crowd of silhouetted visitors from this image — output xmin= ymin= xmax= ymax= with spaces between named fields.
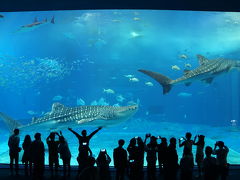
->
xmin=7 ymin=128 xmax=229 ymax=180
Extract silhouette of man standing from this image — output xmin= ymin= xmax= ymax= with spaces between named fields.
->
xmin=8 ymin=128 xmax=21 ymax=175
xmin=113 ymin=139 xmax=128 ymax=180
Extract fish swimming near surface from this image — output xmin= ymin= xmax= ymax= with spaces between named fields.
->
xmin=139 ymin=54 xmax=240 ymax=94
xmin=17 ymin=16 xmax=55 ymax=32
xmin=0 ymin=102 xmax=138 ymax=132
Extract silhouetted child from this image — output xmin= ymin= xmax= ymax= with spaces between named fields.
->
xmin=157 ymin=137 xmax=168 ymax=173
xmin=96 ymin=149 xmax=111 ymax=180
xmin=46 ymin=132 xmax=60 ymax=174
xmin=58 ymin=131 xmax=71 ymax=176
xmin=31 ymin=133 xmax=45 ymax=179
xmin=165 ymin=137 xmax=179 ymax=180
xmin=78 ymin=156 xmax=99 ymax=180
xmin=127 ymin=137 xmax=138 ymax=179
xmin=179 ymin=132 xmax=194 ymax=156
xmin=8 ymin=128 xmax=21 ymax=175
xmin=144 ymin=134 xmax=158 ymax=180
xmin=180 ymin=148 xmax=194 ymax=180
xmin=113 ymin=139 xmax=128 ymax=180
xmin=193 ymin=135 xmax=205 ymax=177
xmin=203 ymin=146 xmax=217 ymax=180
xmin=213 ymin=141 xmax=229 ymax=180
xmin=22 ymin=135 xmax=32 ymax=176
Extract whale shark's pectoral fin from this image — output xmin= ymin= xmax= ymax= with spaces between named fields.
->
xmin=202 ymin=78 xmax=214 ymax=84
xmin=197 ymin=54 xmax=209 ymax=66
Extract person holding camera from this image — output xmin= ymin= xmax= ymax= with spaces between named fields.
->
xmin=8 ymin=128 xmax=21 ymax=175
xmin=144 ymin=133 xmax=158 ymax=180
xmin=46 ymin=132 xmax=60 ymax=174
xmin=213 ymin=141 xmax=229 ymax=180
xmin=96 ymin=149 xmax=111 ymax=180
xmin=157 ymin=137 xmax=168 ymax=173
xmin=179 ymin=132 xmax=194 ymax=156
xmin=58 ymin=131 xmax=71 ymax=176
xmin=193 ymin=135 xmax=205 ymax=177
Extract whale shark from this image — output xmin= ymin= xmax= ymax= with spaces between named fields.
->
xmin=139 ymin=55 xmax=240 ymax=94
xmin=0 ymin=103 xmax=138 ymax=132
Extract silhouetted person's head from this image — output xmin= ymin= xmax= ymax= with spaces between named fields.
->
xmin=130 ymin=138 xmax=137 ymax=146
xmin=24 ymin=135 xmax=31 ymax=143
xmin=150 ymin=136 xmax=157 ymax=145
xmin=34 ymin=133 xmax=41 ymax=141
xmin=170 ymin=137 xmax=176 ymax=146
xmin=185 ymin=132 xmax=192 ymax=140
xmin=217 ymin=141 xmax=224 ymax=149
xmin=82 ymin=130 xmax=87 ymax=137
xmin=59 ymin=136 xmax=65 ymax=143
xmin=49 ymin=132 xmax=55 ymax=140
xmin=14 ymin=128 xmax=19 ymax=135
xmin=205 ymin=146 xmax=213 ymax=157
xmin=118 ymin=139 xmax=125 ymax=147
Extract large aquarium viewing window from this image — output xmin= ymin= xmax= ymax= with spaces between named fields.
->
xmin=0 ymin=10 xmax=240 ymax=165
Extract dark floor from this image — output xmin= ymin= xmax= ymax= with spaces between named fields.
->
xmin=0 ymin=164 xmax=240 ymax=179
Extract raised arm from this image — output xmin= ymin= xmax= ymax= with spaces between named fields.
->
xmin=68 ymin=128 xmax=81 ymax=138
xmin=89 ymin=127 xmax=102 ymax=139
xmin=193 ymin=135 xmax=198 ymax=145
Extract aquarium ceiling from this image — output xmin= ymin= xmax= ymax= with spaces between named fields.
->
xmin=0 ymin=0 xmax=240 ymax=12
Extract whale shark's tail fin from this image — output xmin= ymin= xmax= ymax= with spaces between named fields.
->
xmin=138 ymin=69 xmax=173 ymax=94
xmin=0 ymin=112 xmax=22 ymax=132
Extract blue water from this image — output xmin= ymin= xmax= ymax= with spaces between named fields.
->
xmin=0 ymin=10 xmax=240 ymax=165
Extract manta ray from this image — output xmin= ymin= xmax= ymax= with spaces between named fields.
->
xmin=139 ymin=55 xmax=240 ymax=94
xmin=0 ymin=103 xmax=138 ymax=132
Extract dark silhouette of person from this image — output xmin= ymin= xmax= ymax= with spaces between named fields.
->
xmin=78 ymin=156 xmax=100 ymax=180
xmin=68 ymin=127 xmax=102 ymax=149
xmin=46 ymin=132 xmax=60 ymax=174
xmin=165 ymin=137 xmax=179 ymax=180
xmin=96 ymin=149 xmax=111 ymax=180
xmin=31 ymin=133 xmax=45 ymax=179
xmin=157 ymin=137 xmax=168 ymax=174
xmin=113 ymin=139 xmax=128 ymax=180
xmin=179 ymin=132 xmax=194 ymax=156
xmin=68 ymin=127 xmax=101 ymax=173
xmin=203 ymin=146 xmax=217 ymax=180
xmin=213 ymin=141 xmax=229 ymax=180
xmin=127 ymin=136 xmax=145 ymax=180
xmin=8 ymin=128 xmax=21 ymax=175
xmin=193 ymin=135 xmax=205 ymax=177
xmin=144 ymin=134 xmax=158 ymax=180
xmin=22 ymin=135 xmax=32 ymax=176
xmin=58 ymin=131 xmax=71 ymax=176
xmin=180 ymin=148 xmax=194 ymax=180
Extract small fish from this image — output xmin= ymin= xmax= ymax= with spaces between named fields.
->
xmin=133 ymin=17 xmax=141 ymax=21
xmin=112 ymin=19 xmax=121 ymax=23
xmin=103 ymin=88 xmax=115 ymax=94
xmin=116 ymin=95 xmax=125 ymax=102
xmin=0 ymin=14 xmax=4 ymax=18
xmin=129 ymin=77 xmax=139 ymax=82
xmin=145 ymin=82 xmax=154 ymax=86
xmin=124 ymin=74 xmax=134 ymax=78
xmin=179 ymin=54 xmax=188 ymax=59
xmin=171 ymin=65 xmax=181 ymax=71
xmin=52 ymin=95 xmax=63 ymax=101
xmin=27 ymin=110 xmax=38 ymax=115
xmin=131 ymin=31 xmax=142 ymax=38
xmin=177 ymin=92 xmax=192 ymax=97
xmin=185 ymin=63 xmax=192 ymax=68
